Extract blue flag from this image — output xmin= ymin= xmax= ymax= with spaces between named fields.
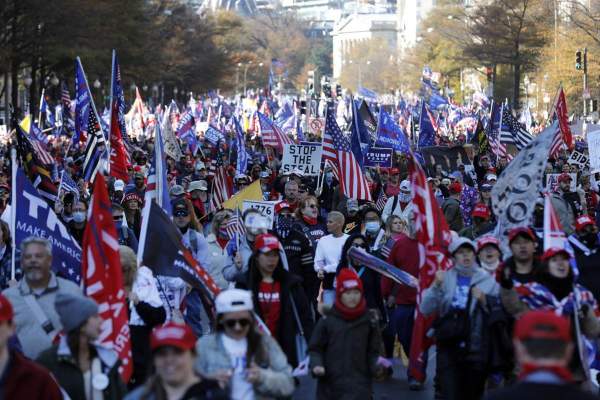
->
xmin=275 ymin=103 xmax=293 ymax=126
xmin=375 ymin=108 xmax=410 ymax=153
xmin=15 ymin=167 xmax=81 ymax=283
xmin=176 ymin=111 xmax=198 ymax=154
xmin=74 ymin=57 xmax=91 ymax=143
xmin=204 ymin=125 xmax=225 ymax=147
xmin=233 ymin=116 xmax=248 ymax=176
xmin=350 ymin=99 xmax=370 ymax=167
xmin=418 ymin=101 xmax=436 ymax=148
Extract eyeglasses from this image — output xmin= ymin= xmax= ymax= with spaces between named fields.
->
xmin=223 ymin=318 xmax=251 ymax=329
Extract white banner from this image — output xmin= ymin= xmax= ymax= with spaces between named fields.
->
xmin=545 ymin=173 xmax=576 ymax=192
xmin=587 ymin=130 xmax=600 ymax=172
xmin=242 ymin=200 xmax=276 ymax=228
xmin=281 ymin=144 xmax=322 ymax=176
xmin=567 ymin=150 xmax=589 ymax=167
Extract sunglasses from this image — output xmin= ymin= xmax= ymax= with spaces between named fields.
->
xmin=223 ymin=318 xmax=251 ymax=329
xmin=306 ymin=204 xmax=318 ymax=209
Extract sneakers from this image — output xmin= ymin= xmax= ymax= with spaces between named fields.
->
xmin=408 ymin=378 xmax=424 ymax=391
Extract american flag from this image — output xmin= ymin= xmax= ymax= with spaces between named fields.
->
xmin=500 ymin=105 xmax=533 ymax=150
xmin=375 ymin=189 xmax=388 ymax=212
xmin=256 ymin=111 xmax=293 ymax=152
xmin=82 ymin=106 xmax=107 ymax=183
xmin=322 ymin=110 xmax=372 ymax=201
xmin=488 ymin=102 xmax=511 ymax=160
xmin=549 ymin=88 xmax=573 ymax=159
xmin=145 ymin=123 xmax=172 ymax=216
xmin=225 ymin=211 xmax=245 ymax=239
xmin=27 ymin=123 xmax=53 ymax=164
xmin=58 ymin=170 xmax=80 ymax=204
xmin=15 ymin=123 xmax=58 ymax=204
xmin=407 ymin=154 xmax=453 ymax=382
xmin=210 ymin=143 xmax=232 ymax=212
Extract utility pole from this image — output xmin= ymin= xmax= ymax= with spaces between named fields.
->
xmin=583 ymin=48 xmax=589 ymax=118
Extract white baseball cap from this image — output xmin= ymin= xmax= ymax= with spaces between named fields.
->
xmin=114 ymin=179 xmax=125 ymax=191
xmin=187 ymin=180 xmax=208 ymax=192
xmin=215 ymin=289 xmax=254 ymax=314
xmin=399 ymin=180 xmax=411 ymax=192
xmin=448 ymin=237 xmax=476 ymax=255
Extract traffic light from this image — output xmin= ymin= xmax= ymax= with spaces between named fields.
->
xmin=300 ymin=100 xmax=307 ymax=115
xmin=576 ymin=50 xmax=582 ymax=70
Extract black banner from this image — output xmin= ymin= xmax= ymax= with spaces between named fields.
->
xmin=419 ymin=146 xmax=471 ymax=176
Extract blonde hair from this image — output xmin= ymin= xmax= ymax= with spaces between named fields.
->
xmin=119 ymin=245 xmax=138 ymax=289
xmin=383 ymin=215 xmax=408 ymax=242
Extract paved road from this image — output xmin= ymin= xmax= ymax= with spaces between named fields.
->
xmin=293 ymin=353 xmax=436 ymax=399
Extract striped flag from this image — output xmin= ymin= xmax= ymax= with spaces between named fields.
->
xmin=233 ymin=116 xmax=249 ymax=176
xmin=58 ymin=170 xmax=80 ymax=204
xmin=500 ymin=105 xmax=533 ymax=150
xmin=225 ymin=211 xmax=245 ymax=239
xmin=15 ymin=122 xmax=58 ymax=204
xmin=256 ymin=111 xmax=293 ymax=152
xmin=375 ymin=189 xmax=388 ymax=212
xmin=488 ymin=102 xmax=511 ymax=160
xmin=407 ymin=153 xmax=453 ymax=383
xmin=549 ymin=88 xmax=573 ymax=159
xmin=322 ymin=109 xmax=372 ymax=201
xmin=82 ymin=105 xmax=108 ymax=183
xmin=145 ymin=122 xmax=172 ymax=216
xmin=210 ymin=143 xmax=232 ymax=212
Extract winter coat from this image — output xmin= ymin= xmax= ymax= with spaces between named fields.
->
xmin=308 ymin=308 xmax=382 ymax=400
xmin=568 ymin=234 xmax=600 ymax=301
xmin=441 ymin=197 xmax=463 ymax=232
xmin=1 ymin=350 xmax=62 ymax=400
xmin=421 ymin=266 xmax=499 ymax=356
xmin=125 ymin=379 xmax=228 ymax=400
xmin=195 ymin=333 xmax=295 ymax=400
xmin=205 ymin=233 xmax=229 ymax=289
xmin=550 ymin=191 xmax=576 ymax=235
xmin=235 ymin=265 xmax=314 ymax=367
xmin=36 ymin=338 xmax=127 ymax=400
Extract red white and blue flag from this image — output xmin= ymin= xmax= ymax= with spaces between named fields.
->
xmin=257 ymin=111 xmax=293 ymax=152
xmin=109 ymin=50 xmax=131 ymax=182
xmin=322 ymin=110 xmax=372 ymax=201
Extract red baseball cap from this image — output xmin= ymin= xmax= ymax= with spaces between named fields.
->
xmin=575 ymin=215 xmax=595 ymax=231
xmin=275 ymin=201 xmax=291 ymax=214
xmin=476 ymin=235 xmax=501 ymax=253
xmin=254 ymin=233 xmax=280 ymax=253
xmin=514 ymin=310 xmax=571 ymax=342
xmin=471 ymin=203 xmax=490 ymax=219
xmin=508 ymin=227 xmax=536 ymax=243
xmin=449 ymin=182 xmax=462 ymax=194
xmin=150 ymin=322 xmax=196 ymax=351
xmin=0 ymin=294 xmax=13 ymax=322
xmin=541 ymin=247 xmax=571 ymax=262
xmin=557 ymin=173 xmax=572 ymax=183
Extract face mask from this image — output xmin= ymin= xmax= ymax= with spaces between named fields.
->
xmin=365 ymin=221 xmax=380 ymax=234
xmin=398 ymin=193 xmax=411 ymax=203
xmin=73 ymin=211 xmax=86 ymax=223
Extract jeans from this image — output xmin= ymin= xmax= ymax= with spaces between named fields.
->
xmin=384 ymin=304 xmax=427 ymax=379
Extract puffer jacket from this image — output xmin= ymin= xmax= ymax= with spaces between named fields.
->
xmin=550 ymin=191 xmax=576 ymax=235
xmin=308 ymin=308 xmax=381 ymax=400
xmin=195 ymin=333 xmax=295 ymax=399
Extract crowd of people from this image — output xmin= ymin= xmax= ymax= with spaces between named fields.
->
xmin=0 ymin=91 xmax=599 ymax=400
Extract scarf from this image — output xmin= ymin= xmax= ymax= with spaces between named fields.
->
xmin=302 ymin=215 xmax=317 ymax=226
xmin=519 ymin=362 xmax=573 ymax=383
xmin=334 ymin=298 xmax=367 ymax=321
xmin=516 ymin=282 xmax=598 ymax=316
xmin=453 ymin=264 xmax=476 ymax=277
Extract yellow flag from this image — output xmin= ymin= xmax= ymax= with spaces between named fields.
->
xmin=222 ymin=180 xmax=263 ymax=211
xmin=19 ymin=116 xmax=31 ymax=133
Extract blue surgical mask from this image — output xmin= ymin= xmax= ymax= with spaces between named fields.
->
xmin=365 ymin=221 xmax=380 ymax=234
xmin=72 ymin=211 xmax=86 ymax=223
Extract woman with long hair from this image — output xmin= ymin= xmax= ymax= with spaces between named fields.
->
xmin=195 ymin=289 xmax=295 ymax=399
xmin=292 ymin=195 xmax=327 ymax=249
xmin=0 ymin=220 xmax=15 ymax=289
xmin=122 ymin=192 xmax=143 ymax=238
xmin=37 ymin=293 xmax=126 ymax=400
xmin=234 ymin=233 xmax=314 ymax=369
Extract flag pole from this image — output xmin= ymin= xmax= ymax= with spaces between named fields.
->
xmin=107 ymin=50 xmax=116 ymax=175
xmin=10 ymin=148 xmax=17 ymax=281
xmin=38 ymin=88 xmax=45 ymax=128
xmin=544 ymin=85 xmax=562 ymax=126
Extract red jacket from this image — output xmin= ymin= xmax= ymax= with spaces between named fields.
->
xmin=2 ymin=350 xmax=62 ymax=400
xmin=382 ymin=233 xmax=420 ymax=305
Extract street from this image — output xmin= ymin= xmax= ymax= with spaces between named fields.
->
xmin=294 ymin=352 xmax=436 ymax=399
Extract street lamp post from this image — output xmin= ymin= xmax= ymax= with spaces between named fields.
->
xmin=523 ymin=75 xmax=530 ymax=110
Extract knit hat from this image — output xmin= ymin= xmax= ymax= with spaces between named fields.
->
xmin=336 ymin=268 xmax=364 ymax=298
xmin=55 ymin=293 xmax=99 ymax=333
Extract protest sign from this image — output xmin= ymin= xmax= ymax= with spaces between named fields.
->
xmin=545 ymin=173 xmax=576 ymax=192
xmin=364 ymin=147 xmax=393 ymax=167
xmin=587 ymin=130 xmax=600 ymax=171
xmin=281 ymin=143 xmax=322 ymax=176
xmin=242 ymin=200 xmax=276 ymax=228
xmin=308 ymin=117 xmax=324 ymax=135
xmin=419 ymin=146 xmax=471 ymax=176
xmin=567 ymin=150 xmax=589 ymax=168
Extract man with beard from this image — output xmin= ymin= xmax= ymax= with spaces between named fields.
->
xmin=2 ymin=237 xmax=81 ymax=359
xmin=568 ymin=215 xmax=600 ymax=300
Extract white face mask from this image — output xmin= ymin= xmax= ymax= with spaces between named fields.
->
xmin=398 ymin=192 xmax=411 ymax=203
xmin=480 ymin=260 xmax=500 ymax=273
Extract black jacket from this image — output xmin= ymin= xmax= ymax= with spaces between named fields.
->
xmin=235 ymin=264 xmax=314 ymax=368
xmin=484 ymin=381 xmax=599 ymax=400
xmin=571 ymin=242 xmax=600 ymax=301
xmin=309 ymin=308 xmax=381 ymax=400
